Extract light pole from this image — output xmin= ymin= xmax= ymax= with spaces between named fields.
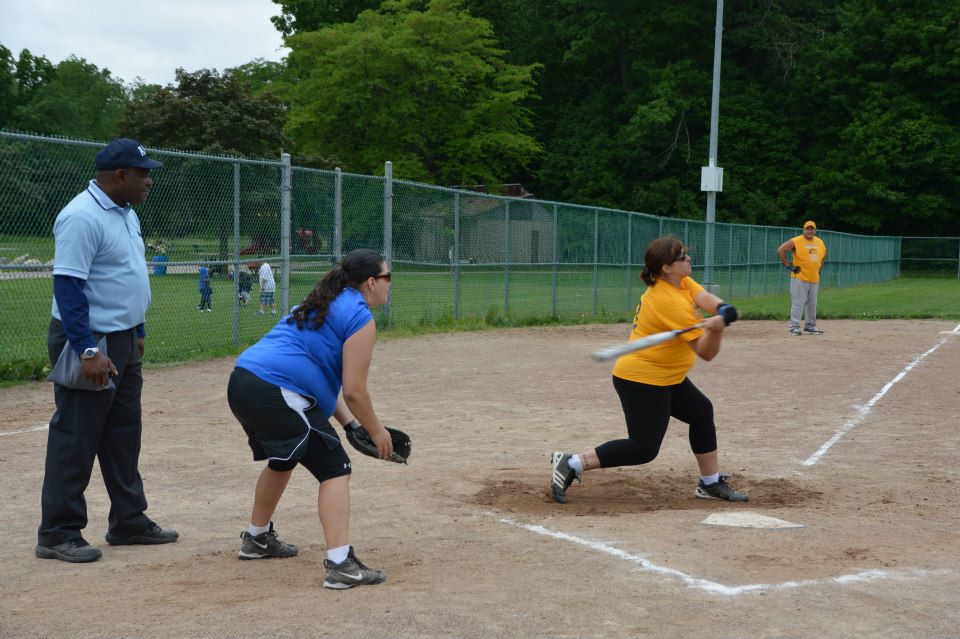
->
xmin=701 ymin=0 xmax=724 ymax=290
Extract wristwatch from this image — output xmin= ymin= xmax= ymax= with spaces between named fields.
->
xmin=81 ymin=347 xmax=100 ymax=360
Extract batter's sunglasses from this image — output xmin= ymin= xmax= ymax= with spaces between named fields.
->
xmin=373 ymin=272 xmax=392 ymax=282
xmin=673 ymin=252 xmax=690 ymax=262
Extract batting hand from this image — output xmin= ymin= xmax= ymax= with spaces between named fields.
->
xmin=790 ymin=265 xmax=801 ymax=274
xmin=716 ymin=303 xmax=739 ymax=325
xmin=703 ymin=315 xmax=727 ymax=332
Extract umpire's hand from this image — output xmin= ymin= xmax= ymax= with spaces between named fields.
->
xmin=81 ymin=353 xmax=118 ymax=389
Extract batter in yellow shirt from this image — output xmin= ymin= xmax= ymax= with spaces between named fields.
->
xmin=612 ymin=276 xmax=706 ymax=386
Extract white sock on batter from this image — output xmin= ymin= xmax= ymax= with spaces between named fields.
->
xmin=327 ymin=544 xmax=350 ymax=565
xmin=568 ymin=455 xmax=584 ymax=474
xmin=701 ymin=472 xmax=720 ymax=485
xmin=248 ymin=523 xmax=270 ymax=536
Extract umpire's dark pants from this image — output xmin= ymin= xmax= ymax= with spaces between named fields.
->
xmin=37 ymin=319 xmax=152 ymax=546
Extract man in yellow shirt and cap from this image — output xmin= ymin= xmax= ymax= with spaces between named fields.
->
xmin=777 ymin=220 xmax=827 ymax=335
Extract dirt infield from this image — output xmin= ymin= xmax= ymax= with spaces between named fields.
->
xmin=2 ymin=320 xmax=958 ymax=638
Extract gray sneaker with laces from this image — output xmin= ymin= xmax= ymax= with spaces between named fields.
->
xmin=550 ymin=452 xmax=581 ymax=504
xmin=695 ymin=477 xmax=749 ymax=502
xmin=323 ymin=547 xmax=386 ymax=589
xmin=238 ymin=522 xmax=298 ymax=560
xmin=803 ymin=326 xmax=823 ymax=335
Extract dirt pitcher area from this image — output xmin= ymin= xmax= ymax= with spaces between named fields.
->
xmin=2 ymin=320 xmax=959 ymax=638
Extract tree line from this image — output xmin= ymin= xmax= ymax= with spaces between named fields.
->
xmin=2 ymin=0 xmax=958 ymax=236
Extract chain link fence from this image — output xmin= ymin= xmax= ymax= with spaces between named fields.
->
xmin=1 ymin=131 xmax=904 ymax=371
xmin=900 ymin=237 xmax=960 ymax=278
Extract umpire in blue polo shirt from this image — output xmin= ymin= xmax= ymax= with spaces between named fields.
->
xmin=36 ymin=138 xmax=179 ymax=563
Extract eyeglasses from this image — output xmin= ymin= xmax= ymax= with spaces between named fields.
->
xmin=672 ymin=252 xmax=689 ymax=262
xmin=804 ymin=226 xmax=816 ymax=231
xmin=373 ymin=272 xmax=392 ymax=282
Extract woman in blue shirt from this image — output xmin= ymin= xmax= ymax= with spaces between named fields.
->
xmin=227 ymin=248 xmax=394 ymax=589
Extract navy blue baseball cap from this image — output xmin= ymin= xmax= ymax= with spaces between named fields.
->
xmin=95 ymin=138 xmax=163 ymax=171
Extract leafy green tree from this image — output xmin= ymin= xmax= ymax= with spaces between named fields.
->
xmin=12 ymin=48 xmax=55 ymax=108
xmin=119 ymin=68 xmax=288 ymax=157
xmin=280 ymin=0 xmax=541 ymax=185
xmin=119 ymin=69 xmax=291 ymax=258
xmin=271 ymin=0 xmax=382 ymax=36
xmin=796 ymin=0 xmax=960 ymax=235
xmin=227 ymin=58 xmax=289 ymax=95
xmin=0 ymin=45 xmax=16 ymax=127
xmin=9 ymin=56 xmax=127 ymax=139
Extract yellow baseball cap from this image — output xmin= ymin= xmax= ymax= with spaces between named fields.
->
xmin=803 ymin=220 xmax=816 ymax=229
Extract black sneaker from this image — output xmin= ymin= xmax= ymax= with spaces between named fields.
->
xmin=238 ymin=522 xmax=298 ymax=560
xmin=789 ymin=327 xmax=802 ymax=336
xmin=550 ymin=452 xmax=581 ymax=504
xmin=695 ymin=477 xmax=749 ymax=502
xmin=35 ymin=538 xmax=102 ymax=563
xmin=804 ymin=327 xmax=823 ymax=335
xmin=105 ymin=522 xmax=179 ymax=545
xmin=322 ymin=547 xmax=386 ymax=589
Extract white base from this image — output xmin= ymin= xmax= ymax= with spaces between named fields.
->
xmin=702 ymin=512 xmax=804 ymax=529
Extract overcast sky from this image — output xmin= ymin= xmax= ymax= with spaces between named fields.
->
xmin=0 ymin=0 xmax=289 ymax=86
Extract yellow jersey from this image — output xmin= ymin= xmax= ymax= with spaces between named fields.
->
xmin=612 ymin=276 xmax=705 ymax=386
xmin=790 ymin=234 xmax=827 ymax=283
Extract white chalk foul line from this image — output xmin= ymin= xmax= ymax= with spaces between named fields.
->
xmin=802 ymin=322 xmax=960 ymax=467
xmin=489 ymin=512 xmax=940 ymax=596
xmin=0 ymin=423 xmax=49 ymax=437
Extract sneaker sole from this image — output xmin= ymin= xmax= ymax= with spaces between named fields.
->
xmin=237 ymin=550 xmax=298 ymax=560
xmin=694 ymin=486 xmax=749 ymax=502
xmin=105 ymin=534 xmax=179 ymax=546
xmin=35 ymin=545 xmax=102 ymax=563
xmin=322 ymin=576 xmax=385 ymax=589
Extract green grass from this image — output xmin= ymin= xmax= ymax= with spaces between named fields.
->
xmin=735 ymin=277 xmax=960 ymax=320
xmin=1 ymin=273 xmax=957 ymax=386
xmin=0 ymin=233 xmax=257 ymax=264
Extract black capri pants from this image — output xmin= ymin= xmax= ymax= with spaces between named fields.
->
xmin=227 ymin=367 xmax=351 ymax=483
xmin=595 ymin=376 xmax=717 ymax=468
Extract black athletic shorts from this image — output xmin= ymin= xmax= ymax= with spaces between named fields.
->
xmin=227 ymin=367 xmax=351 ymax=483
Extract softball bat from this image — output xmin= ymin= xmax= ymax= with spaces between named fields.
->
xmin=591 ymin=323 xmax=704 ymax=362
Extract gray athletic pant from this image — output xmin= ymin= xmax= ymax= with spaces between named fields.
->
xmin=790 ymin=279 xmax=819 ymax=330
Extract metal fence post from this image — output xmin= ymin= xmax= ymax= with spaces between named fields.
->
xmin=626 ymin=212 xmax=633 ymax=309
xmin=334 ymin=167 xmax=343 ymax=263
xmin=762 ymin=227 xmax=768 ymax=295
xmin=383 ymin=161 xmax=393 ymax=324
xmin=280 ymin=153 xmax=291 ymax=315
xmin=232 ymin=162 xmax=241 ymax=344
xmin=593 ymin=208 xmax=599 ymax=314
xmin=552 ymin=204 xmax=558 ymax=317
xmin=728 ymin=226 xmax=734 ymax=294
xmin=746 ymin=226 xmax=752 ymax=296
xmin=453 ymin=192 xmax=460 ymax=320
xmin=504 ymin=200 xmax=510 ymax=314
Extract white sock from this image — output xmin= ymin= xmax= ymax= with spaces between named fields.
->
xmin=701 ymin=472 xmax=720 ymax=486
xmin=248 ymin=522 xmax=270 ymax=536
xmin=327 ymin=544 xmax=350 ymax=564
xmin=568 ymin=455 xmax=584 ymax=474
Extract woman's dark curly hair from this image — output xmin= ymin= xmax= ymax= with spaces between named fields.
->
xmin=287 ymin=248 xmax=385 ymax=329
